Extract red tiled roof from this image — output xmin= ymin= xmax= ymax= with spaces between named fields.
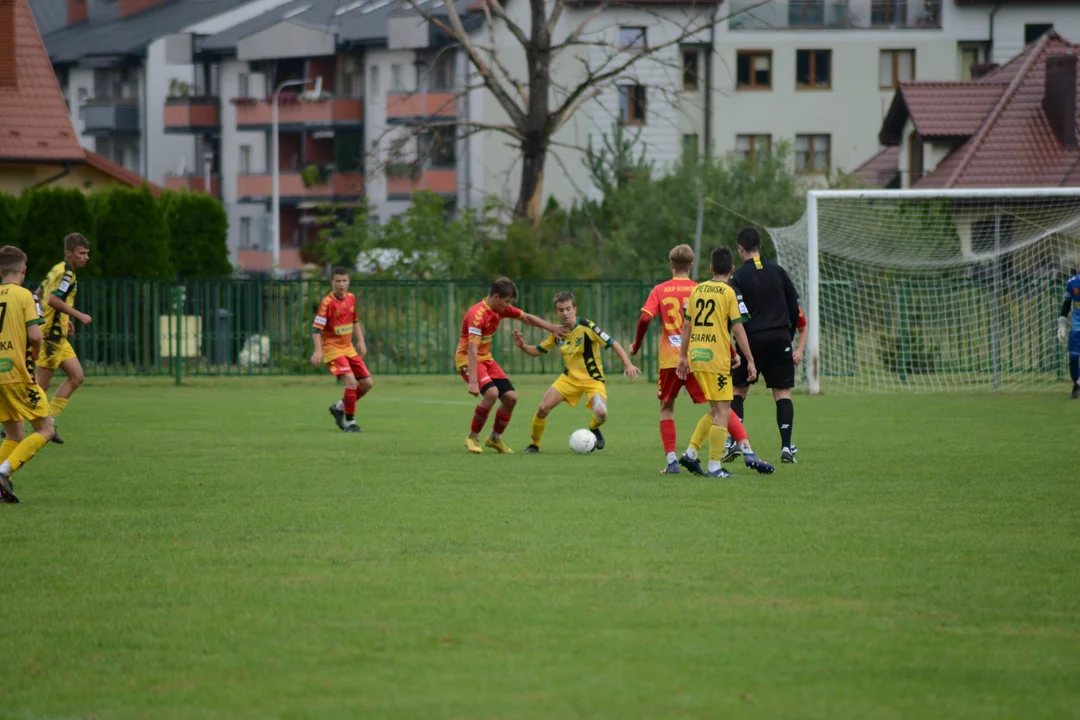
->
xmin=851 ymin=146 xmax=900 ymax=188
xmin=84 ymin=150 xmax=163 ymax=196
xmin=0 ymin=0 xmax=84 ymax=163
xmin=874 ymin=32 xmax=1080 ymax=188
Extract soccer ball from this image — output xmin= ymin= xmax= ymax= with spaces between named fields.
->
xmin=569 ymin=429 xmax=597 ymax=454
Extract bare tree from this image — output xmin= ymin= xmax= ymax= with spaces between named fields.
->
xmin=395 ymin=0 xmax=759 ymax=224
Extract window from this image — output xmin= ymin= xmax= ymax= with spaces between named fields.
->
xmin=959 ymin=43 xmax=987 ymax=80
xmin=871 ymin=0 xmax=907 ymax=27
xmin=796 ymin=49 xmax=831 ymax=89
xmin=431 ymin=53 xmax=454 ymax=91
xmin=340 ymin=56 xmax=362 ymax=97
xmin=736 ymin=134 xmax=771 ymax=168
xmin=683 ymin=133 xmax=699 ymax=157
xmin=908 ymin=130 xmax=923 ymax=183
xmin=1025 ymin=23 xmax=1053 ymax=44
xmin=619 ymin=26 xmax=647 ymax=50
xmin=737 ymin=50 xmax=772 ymax=89
xmin=879 ymin=49 xmax=914 ymax=89
xmin=77 ymin=87 xmax=88 ymax=119
xmin=618 ymin=84 xmax=646 ymax=125
xmin=795 ymin=134 xmax=830 ymax=174
xmin=426 ymin=127 xmax=456 ymax=167
xmin=369 ymin=65 xmax=380 ymax=96
xmin=237 ymin=73 xmax=250 ymax=97
xmin=240 ymin=217 xmax=253 ymax=249
xmin=682 ymin=49 xmax=699 ymax=91
xmin=789 ymin=0 xmax=824 ymax=27
xmin=239 ymin=145 xmax=252 ymax=174
xmin=391 ymin=64 xmax=404 ymax=92
xmin=389 ymin=138 xmax=407 ymax=164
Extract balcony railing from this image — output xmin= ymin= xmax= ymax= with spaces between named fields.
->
xmin=728 ymin=0 xmax=941 ymax=30
xmin=387 ymin=167 xmax=456 ymax=197
xmin=234 ymin=97 xmax=364 ymax=129
xmin=164 ymin=174 xmax=220 ymax=196
xmin=82 ymin=98 xmax=141 ymax=135
xmin=164 ymin=97 xmax=220 ymax=134
xmin=386 ymin=92 xmax=457 ymax=121
xmin=237 ymin=172 xmax=365 ymax=201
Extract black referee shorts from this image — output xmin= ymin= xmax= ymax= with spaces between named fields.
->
xmin=733 ymin=329 xmax=795 ymax=390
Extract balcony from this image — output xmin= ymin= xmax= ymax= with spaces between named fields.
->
xmin=164 ymin=97 xmax=220 ymax=134
xmin=386 ymin=92 xmax=457 ymax=122
xmin=386 ymin=167 xmax=456 ymax=198
xmin=82 ymin=98 xmax=140 ymax=135
xmin=237 ymin=171 xmax=365 ymax=202
xmin=728 ymin=0 xmax=942 ymax=30
xmin=164 ymin=174 xmax=220 ymax=196
xmin=234 ymin=97 xmax=364 ymax=131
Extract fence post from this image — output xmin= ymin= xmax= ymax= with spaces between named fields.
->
xmin=174 ymin=283 xmax=183 ymax=386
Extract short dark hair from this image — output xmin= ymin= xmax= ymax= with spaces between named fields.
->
xmin=0 ymin=246 xmax=27 ymax=276
xmin=489 ymin=277 xmax=518 ymax=300
xmin=736 ymin=227 xmax=761 ymax=252
xmin=553 ymin=292 xmax=575 ymax=306
xmin=64 ymin=233 xmax=90 ymax=253
xmin=711 ymin=246 xmax=733 ymax=276
xmin=331 ymin=266 xmax=350 ymax=278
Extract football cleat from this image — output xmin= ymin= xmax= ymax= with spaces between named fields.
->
xmin=591 ymin=428 xmax=605 ymax=450
xmin=781 ymin=447 xmax=797 ymax=464
xmin=721 ymin=439 xmax=743 ymax=464
xmin=678 ymin=453 xmax=706 ymax=476
xmin=465 ymin=437 xmax=483 ymax=454
xmin=743 ymin=453 xmax=775 ymax=475
xmin=1072 ymin=385 xmax=1080 ymax=400
xmin=50 ymin=426 xmax=64 ymax=444
xmin=343 ymin=422 xmax=362 ymax=433
xmin=485 ymin=436 xmax=514 ymax=454
xmin=521 ymin=444 xmax=540 ymax=454
xmin=0 ymin=471 xmax=19 ymax=504
xmin=790 ymin=444 xmax=799 ymax=455
xmin=707 ymin=467 xmax=735 ymax=478
xmin=329 ymin=404 xmax=346 ymax=430
xmin=659 ymin=461 xmax=680 ymax=474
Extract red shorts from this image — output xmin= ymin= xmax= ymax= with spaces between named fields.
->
xmin=458 ymin=358 xmax=509 ymax=386
xmin=327 ymin=354 xmax=370 ymax=378
xmin=657 ymin=367 xmax=706 ymax=404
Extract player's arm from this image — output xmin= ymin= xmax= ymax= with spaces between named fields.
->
xmin=466 ymin=340 xmax=480 ymax=395
xmin=610 ymin=340 xmax=640 ymax=380
xmin=310 ymin=303 xmax=328 ymax=366
xmin=676 ymin=305 xmax=693 ymax=380
xmin=520 ymin=312 xmax=567 ymax=340
xmin=780 ymin=266 xmax=801 ymax=330
xmin=47 ymin=293 xmax=90 ymax=326
xmin=631 ymin=290 xmax=659 ymax=356
xmin=28 ymin=323 xmax=43 ymax=359
xmin=793 ymin=308 xmax=808 ymax=366
xmin=1060 ymin=296 xmax=1072 ymax=343
xmin=353 ymin=321 xmax=367 ymax=358
xmin=512 ymin=329 xmax=543 ymax=357
xmin=732 ymin=323 xmax=757 ymax=382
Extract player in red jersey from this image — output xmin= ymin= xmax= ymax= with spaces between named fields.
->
xmin=310 ymin=267 xmax=372 ymax=433
xmin=456 ymin=277 xmax=566 ymax=454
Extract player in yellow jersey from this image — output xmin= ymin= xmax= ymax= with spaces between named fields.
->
xmin=34 ymin=233 xmax=92 ymax=445
xmin=512 ymin=292 xmax=640 ymax=453
xmin=0 ymin=247 xmax=57 ymax=503
xmin=676 ymin=247 xmax=757 ymax=478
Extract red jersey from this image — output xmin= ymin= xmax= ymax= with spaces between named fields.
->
xmin=641 ymin=278 xmax=697 ymax=370
xmin=313 ymin=291 xmax=358 ymax=361
xmin=455 ymin=299 xmax=523 ymax=369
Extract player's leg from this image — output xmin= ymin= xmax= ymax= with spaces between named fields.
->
xmin=342 ymin=356 xmax=372 ymax=432
xmin=467 ymin=384 xmax=500 ymax=453
xmin=705 ymin=399 xmax=734 ymax=478
xmin=326 ymin=357 xmax=353 ymax=430
xmin=586 ymin=388 xmax=608 ymax=450
xmin=656 ymin=368 xmax=682 ymax=472
xmin=485 ymin=377 xmax=517 ymax=454
xmin=676 ymin=373 xmax=710 ymax=475
xmin=33 ymin=357 xmax=61 ymax=443
xmin=723 ymin=411 xmax=774 ymax=475
xmin=731 ymin=340 xmax=753 ymax=425
xmin=0 ymin=414 xmax=20 ymax=502
xmin=49 ymin=352 xmax=83 ymax=422
xmin=34 ymin=365 xmax=55 ymax=392
xmin=523 ymin=385 xmax=566 ymax=453
xmin=0 ymin=387 xmax=54 ymax=501
xmin=1069 ymin=331 xmax=1080 ymax=399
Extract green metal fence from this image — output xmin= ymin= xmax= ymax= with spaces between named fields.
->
xmin=68 ymin=279 xmax=661 ymax=382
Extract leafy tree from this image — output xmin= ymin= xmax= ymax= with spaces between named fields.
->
xmin=0 ymin=192 xmax=20 ymax=250
xmin=93 ymin=187 xmax=173 ymax=279
xmin=162 ymin=191 xmax=231 ymax=278
xmin=18 ymin=187 xmax=96 ymax=280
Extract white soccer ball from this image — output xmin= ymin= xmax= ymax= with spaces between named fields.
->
xmin=569 ymin=429 xmax=597 ymax=455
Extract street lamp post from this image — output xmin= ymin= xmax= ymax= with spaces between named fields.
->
xmin=271 ymin=78 xmax=314 ymax=278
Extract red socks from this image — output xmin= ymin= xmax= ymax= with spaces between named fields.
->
xmin=659 ymin=419 xmax=677 ymax=454
xmin=471 ymin=405 xmax=491 ymax=434
xmin=727 ymin=412 xmax=748 ymax=444
xmin=492 ymin=410 xmax=512 ymax=435
xmin=343 ymin=387 xmax=357 ymax=416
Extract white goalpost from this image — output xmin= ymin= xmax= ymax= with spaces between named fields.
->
xmin=767 ymin=188 xmax=1080 ymax=395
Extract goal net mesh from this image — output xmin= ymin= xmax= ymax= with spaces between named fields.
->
xmin=766 ymin=192 xmax=1080 ymax=393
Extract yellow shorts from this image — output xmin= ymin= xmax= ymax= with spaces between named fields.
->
xmin=38 ymin=338 xmax=77 ymax=371
xmin=693 ymin=371 xmax=733 ymax=402
xmin=552 ymin=375 xmax=607 ymax=409
xmin=0 ymin=382 xmax=50 ymax=424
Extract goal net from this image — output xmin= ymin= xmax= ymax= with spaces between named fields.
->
xmin=766 ymin=189 xmax=1080 ymax=394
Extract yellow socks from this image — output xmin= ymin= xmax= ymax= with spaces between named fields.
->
xmin=530 ymin=415 xmax=547 ymax=447
xmin=589 ymin=414 xmax=606 ymax=431
xmin=50 ymin=396 xmax=69 ymax=420
xmin=0 ymin=439 xmax=17 ymax=463
xmin=689 ymin=413 xmax=712 ymax=453
xmin=708 ymin=423 xmax=726 ymax=472
xmin=7 ymin=433 xmax=47 ymax=473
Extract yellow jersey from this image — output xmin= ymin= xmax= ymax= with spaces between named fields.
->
xmin=0 ymin=283 xmax=44 ymax=386
xmin=538 ymin=319 xmax=614 ymax=384
xmin=683 ymin=279 xmax=747 ymax=374
xmin=40 ymin=261 xmax=77 ymax=344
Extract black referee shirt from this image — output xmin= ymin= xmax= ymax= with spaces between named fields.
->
xmin=731 ymin=256 xmax=800 ymax=335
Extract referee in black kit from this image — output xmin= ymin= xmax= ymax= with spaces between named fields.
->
xmin=729 ymin=227 xmax=801 ymax=464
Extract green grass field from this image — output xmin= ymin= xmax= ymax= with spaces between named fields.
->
xmin=2 ymin=375 xmax=1078 ymax=720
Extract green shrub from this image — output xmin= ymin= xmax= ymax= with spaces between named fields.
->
xmin=163 ymin=191 xmax=231 ymax=279
xmin=93 ymin=187 xmax=173 ymax=279
xmin=18 ymin=187 xmax=96 ymax=279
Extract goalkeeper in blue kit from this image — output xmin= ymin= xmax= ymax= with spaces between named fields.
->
xmin=1060 ymin=256 xmax=1080 ymax=400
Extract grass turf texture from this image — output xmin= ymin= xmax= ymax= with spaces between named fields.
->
xmin=2 ymin=375 xmax=1078 ymax=720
